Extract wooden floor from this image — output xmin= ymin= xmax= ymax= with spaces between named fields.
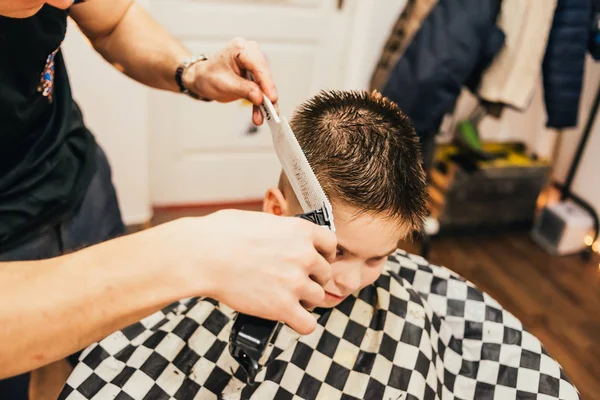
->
xmin=152 ymin=207 xmax=600 ymax=399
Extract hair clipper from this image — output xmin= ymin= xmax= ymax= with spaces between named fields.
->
xmin=229 ymin=207 xmax=333 ymax=385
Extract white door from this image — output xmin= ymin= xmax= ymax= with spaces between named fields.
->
xmin=147 ymin=0 xmax=360 ymax=206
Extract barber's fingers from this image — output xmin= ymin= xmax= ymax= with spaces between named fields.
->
xmin=307 ymin=252 xmax=334 ymax=287
xmin=234 ymin=40 xmax=278 ymax=106
xmin=207 ymin=72 xmax=265 ymax=125
xmin=299 ymin=280 xmax=326 ymax=306
xmin=252 ymin=106 xmax=262 ymax=125
xmin=213 ymin=72 xmax=263 ymax=105
xmin=310 ymin=225 xmax=338 ymax=263
xmin=284 ymin=302 xmax=318 ymax=335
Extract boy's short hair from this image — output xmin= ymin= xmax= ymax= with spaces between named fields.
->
xmin=289 ymin=90 xmax=427 ymax=232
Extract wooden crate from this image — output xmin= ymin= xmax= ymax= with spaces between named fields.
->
xmin=428 ymin=143 xmax=551 ymax=234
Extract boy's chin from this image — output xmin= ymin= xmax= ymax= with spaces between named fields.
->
xmin=322 ymin=297 xmax=345 ymax=309
xmin=301 ymin=298 xmax=344 ymax=312
xmin=311 ymin=296 xmax=347 ymax=310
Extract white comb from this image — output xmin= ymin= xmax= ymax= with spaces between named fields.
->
xmin=259 ymin=95 xmax=335 ymax=232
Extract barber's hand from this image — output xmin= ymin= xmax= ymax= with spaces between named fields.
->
xmin=175 ymin=210 xmax=336 ymax=335
xmin=182 ymin=38 xmax=278 ymax=126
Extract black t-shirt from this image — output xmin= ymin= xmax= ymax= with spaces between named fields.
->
xmin=0 ymin=5 xmax=96 ymax=252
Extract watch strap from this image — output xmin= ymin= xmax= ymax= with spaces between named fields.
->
xmin=175 ymin=55 xmax=211 ymax=101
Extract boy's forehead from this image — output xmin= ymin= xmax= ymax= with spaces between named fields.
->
xmin=278 ymin=174 xmax=407 ymax=249
xmin=332 ymin=202 xmax=405 ymax=255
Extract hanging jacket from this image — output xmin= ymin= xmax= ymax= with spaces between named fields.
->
xmin=370 ymin=0 xmax=439 ymax=92
xmin=542 ymin=0 xmax=592 ymax=129
xmin=476 ymin=0 xmax=558 ymax=112
xmin=371 ymin=0 xmax=504 ymax=138
xmin=590 ymin=0 xmax=600 ymax=59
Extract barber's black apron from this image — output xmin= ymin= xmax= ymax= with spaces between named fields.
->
xmin=0 ymin=4 xmax=97 ymax=398
xmin=0 ymin=5 xmax=96 ymax=252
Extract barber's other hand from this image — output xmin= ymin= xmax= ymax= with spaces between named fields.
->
xmin=183 ymin=38 xmax=278 ymax=126
xmin=174 ymin=210 xmax=336 ymax=335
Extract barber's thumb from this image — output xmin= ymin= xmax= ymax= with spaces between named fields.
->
xmin=286 ymin=305 xmax=317 ymax=335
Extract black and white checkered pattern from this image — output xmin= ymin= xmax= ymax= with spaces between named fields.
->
xmin=59 ymin=250 xmax=580 ymax=399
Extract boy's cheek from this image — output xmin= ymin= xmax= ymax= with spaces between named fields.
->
xmin=361 ymin=266 xmax=384 ymax=291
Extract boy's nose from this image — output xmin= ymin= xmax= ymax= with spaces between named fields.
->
xmin=335 ymin=262 xmax=362 ymax=295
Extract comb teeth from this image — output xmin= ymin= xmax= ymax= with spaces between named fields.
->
xmin=273 ymin=116 xmax=335 ymax=232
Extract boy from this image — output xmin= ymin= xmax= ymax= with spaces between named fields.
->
xmin=60 ymin=91 xmax=578 ymax=400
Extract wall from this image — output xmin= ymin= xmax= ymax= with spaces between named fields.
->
xmin=61 ymin=15 xmax=152 ymax=225
xmin=349 ymin=0 xmax=408 ymax=90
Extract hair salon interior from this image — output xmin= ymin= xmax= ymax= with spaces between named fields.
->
xmin=62 ymin=0 xmax=600 ymax=397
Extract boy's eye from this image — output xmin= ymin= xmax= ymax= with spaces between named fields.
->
xmin=336 ymin=248 xmax=344 ymax=257
xmin=367 ymin=257 xmax=386 ymax=267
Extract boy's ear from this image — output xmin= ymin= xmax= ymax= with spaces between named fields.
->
xmin=263 ymin=188 xmax=290 ymax=216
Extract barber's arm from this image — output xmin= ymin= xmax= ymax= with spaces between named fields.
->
xmin=69 ymin=0 xmax=277 ymax=125
xmin=0 ymin=211 xmax=336 ymax=379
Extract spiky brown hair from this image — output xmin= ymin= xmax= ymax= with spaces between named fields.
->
xmin=289 ymin=90 xmax=427 ymax=232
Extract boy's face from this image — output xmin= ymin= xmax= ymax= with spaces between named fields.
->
xmin=263 ymin=177 xmax=407 ymax=308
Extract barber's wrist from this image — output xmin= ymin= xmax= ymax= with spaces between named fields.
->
xmin=176 ymin=55 xmax=212 ymax=101
xmin=153 ymin=216 xmax=220 ymax=299
xmin=181 ymin=63 xmax=200 ymax=97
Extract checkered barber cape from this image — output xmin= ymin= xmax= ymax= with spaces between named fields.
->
xmin=60 ymin=250 xmax=579 ymax=400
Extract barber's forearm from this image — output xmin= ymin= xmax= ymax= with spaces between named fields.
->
xmin=0 ymin=224 xmax=192 ymax=379
xmin=90 ymin=3 xmax=190 ymax=93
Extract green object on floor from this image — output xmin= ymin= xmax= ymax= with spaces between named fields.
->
xmin=454 ymin=120 xmax=505 ymax=161
xmin=456 ymin=120 xmax=481 ymax=150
